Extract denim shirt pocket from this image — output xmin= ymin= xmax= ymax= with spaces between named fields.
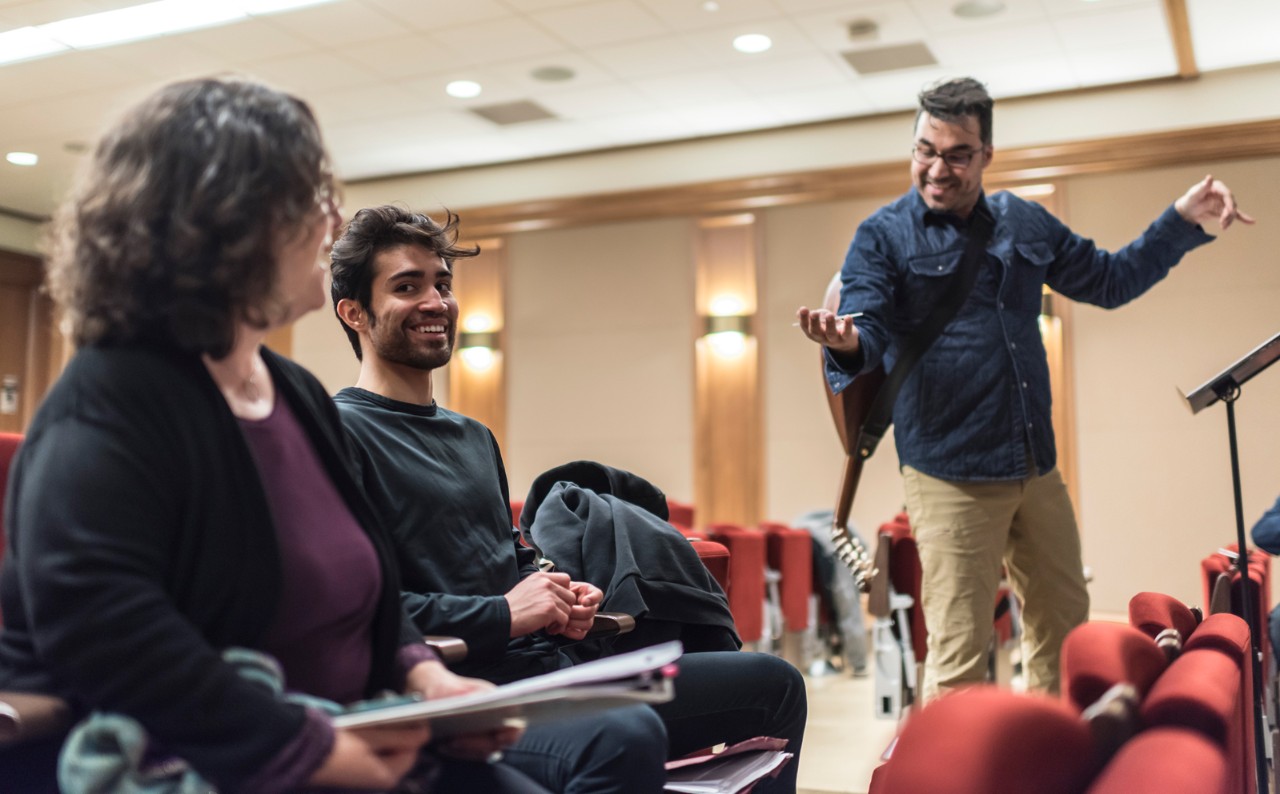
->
xmin=902 ymin=249 xmax=961 ymax=324
xmin=1008 ymin=241 xmax=1054 ymax=312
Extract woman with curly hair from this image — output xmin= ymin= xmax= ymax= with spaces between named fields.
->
xmin=0 ymin=76 xmax=541 ymax=793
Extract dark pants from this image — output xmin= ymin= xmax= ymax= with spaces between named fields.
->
xmin=656 ymin=651 xmax=807 ymax=794
xmin=502 ymin=651 xmax=806 ymax=794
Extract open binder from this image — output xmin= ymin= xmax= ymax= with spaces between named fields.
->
xmin=332 ymin=640 xmax=682 ymax=739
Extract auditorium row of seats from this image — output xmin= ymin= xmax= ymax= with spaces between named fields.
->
xmin=867 ymin=581 xmax=1272 ymax=794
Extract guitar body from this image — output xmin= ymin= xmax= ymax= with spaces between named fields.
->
xmin=820 ymin=273 xmax=880 ymax=591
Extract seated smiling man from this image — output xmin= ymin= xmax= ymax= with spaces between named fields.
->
xmin=330 ymin=205 xmax=807 ymax=794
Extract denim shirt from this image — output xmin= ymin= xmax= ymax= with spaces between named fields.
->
xmin=825 ymin=188 xmax=1214 ymax=482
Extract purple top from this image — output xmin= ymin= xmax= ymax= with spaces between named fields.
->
xmin=239 ymin=397 xmax=380 ymax=705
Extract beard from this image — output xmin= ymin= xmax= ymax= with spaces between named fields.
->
xmin=366 ymin=314 xmax=455 ymax=372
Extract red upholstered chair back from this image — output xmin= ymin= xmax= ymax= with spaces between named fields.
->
xmin=1140 ymin=622 xmax=1255 ymax=794
xmin=758 ymin=521 xmax=812 ymax=632
xmin=1128 ymin=591 xmax=1199 ymax=648
xmin=874 ymin=686 xmax=1095 ymax=794
xmin=1060 ymin=621 xmax=1168 ymax=714
xmin=704 ymin=523 xmax=766 ymax=643
xmin=1201 ymin=545 xmax=1270 ymax=674
xmin=878 ymin=513 xmax=927 ymax=660
xmin=508 ymin=500 xmax=523 ymax=528
xmin=1085 ymin=727 xmax=1230 ymax=794
xmin=665 ymin=499 xmax=695 ymax=532
xmin=0 ymin=433 xmax=22 ymax=628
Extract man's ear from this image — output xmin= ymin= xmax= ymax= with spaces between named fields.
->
xmin=335 ymin=298 xmax=367 ymax=333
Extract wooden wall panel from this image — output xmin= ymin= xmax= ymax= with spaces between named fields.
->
xmin=448 ymin=238 xmax=507 ymax=452
xmin=694 ymin=215 xmax=762 ymax=527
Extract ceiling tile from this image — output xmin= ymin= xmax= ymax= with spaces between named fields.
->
xmin=905 ymin=0 xmax=1049 ymax=34
xmin=759 ymin=82 xmax=875 ymax=124
xmin=629 ymin=70 xmax=752 ymax=108
xmin=256 ymin=0 xmax=408 ymax=47
xmin=790 ymin=2 xmax=929 ymax=51
xmin=928 ymin=20 xmax=1062 ymax=67
xmin=528 ymin=82 xmax=649 ymax=119
xmin=725 ymin=52 xmax=851 ymax=96
xmin=635 ymin=0 xmax=779 ymax=31
xmin=1187 ymin=0 xmax=1280 ymax=71
xmin=431 ymin=15 xmax=569 ymax=62
xmin=583 ymin=34 xmax=718 ymax=79
xmin=335 ymin=33 xmax=474 ymax=78
xmin=674 ymin=97 xmax=780 ymax=135
xmin=1051 ymin=3 xmax=1169 ymax=51
xmin=679 ymin=18 xmax=816 ymax=68
xmin=245 ymin=51 xmax=384 ymax=95
xmin=1067 ymin=41 xmax=1177 ymax=84
xmin=363 ymin=0 xmax=512 ymax=29
xmin=528 ymin=0 xmax=669 ymax=48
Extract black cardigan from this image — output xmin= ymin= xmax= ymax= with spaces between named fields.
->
xmin=0 ymin=345 xmax=422 ymax=790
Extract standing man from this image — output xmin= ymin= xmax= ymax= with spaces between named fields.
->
xmin=330 ymin=204 xmax=806 ymax=793
xmin=797 ymin=77 xmax=1253 ymax=699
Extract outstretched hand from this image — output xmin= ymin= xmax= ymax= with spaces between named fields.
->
xmin=1175 ymin=175 xmax=1255 ymax=231
xmin=795 ymin=306 xmax=861 ymax=353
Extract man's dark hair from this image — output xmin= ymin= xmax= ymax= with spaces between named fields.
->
xmin=330 ymin=205 xmax=479 ymax=360
xmin=47 ymin=76 xmax=332 ymax=359
xmin=917 ymin=77 xmax=993 ymax=146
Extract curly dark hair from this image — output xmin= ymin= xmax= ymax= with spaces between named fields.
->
xmin=46 ymin=75 xmax=334 ymax=359
xmin=330 ymin=205 xmax=479 ymax=361
xmin=917 ymin=77 xmax=994 ymax=146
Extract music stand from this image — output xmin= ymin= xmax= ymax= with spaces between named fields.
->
xmin=1180 ymin=330 xmax=1280 ymax=794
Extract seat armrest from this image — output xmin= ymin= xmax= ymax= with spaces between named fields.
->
xmin=424 ymin=636 xmax=469 ymax=665
xmin=586 ymin=612 xmax=635 ymax=638
xmin=0 ymin=690 xmax=72 ymax=746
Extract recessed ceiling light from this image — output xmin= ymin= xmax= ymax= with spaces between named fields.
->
xmin=733 ymin=33 xmax=772 ymax=54
xmin=531 ymin=65 xmax=575 ymax=83
xmin=952 ymin=0 xmax=1006 ymax=18
xmin=702 ymin=1 xmax=720 ymax=10
xmin=446 ymin=80 xmax=482 ymax=99
xmin=6 ymin=152 xmax=38 ymax=166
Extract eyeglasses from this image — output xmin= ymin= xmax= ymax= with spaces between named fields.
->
xmin=911 ymin=144 xmax=981 ymax=169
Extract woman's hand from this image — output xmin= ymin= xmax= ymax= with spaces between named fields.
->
xmin=308 ymin=723 xmax=431 ymax=789
xmin=404 ymin=660 xmax=524 ymax=761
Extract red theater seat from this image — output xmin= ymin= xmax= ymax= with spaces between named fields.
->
xmin=705 ymin=523 xmax=766 ymax=644
xmin=1128 ymin=590 xmax=1199 ymax=654
xmin=1141 ymin=624 xmax=1254 ymax=794
xmin=758 ymin=521 xmax=812 ymax=633
xmin=1059 ymin=621 xmax=1168 ymax=714
xmin=873 ymin=686 xmax=1094 ymax=794
xmin=1086 ymin=727 xmax=1230 ymax=794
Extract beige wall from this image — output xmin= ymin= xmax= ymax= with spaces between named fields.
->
xmin=0 ymin=214 xmax=41 ymax=256
xmin=505 ymin=218 xmax=695 ymax=500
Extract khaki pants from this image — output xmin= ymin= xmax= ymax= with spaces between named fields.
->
xmin=902 ymin=464 xmax=1090 ymax=700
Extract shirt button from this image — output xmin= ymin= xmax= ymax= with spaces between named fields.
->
xmin=1011 ymin=342 xmax=1017 ymax=349
xmin=1027 ymin=422 xmax=1034 ymax=429
xmin=998 ymin=301 xmax=1005 ymax=309
xmin=1022 ymin=381 xmax=1028 ymax=388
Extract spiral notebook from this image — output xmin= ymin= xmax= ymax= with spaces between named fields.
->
xmin=332 ymin=640 xmax=682 ymax=739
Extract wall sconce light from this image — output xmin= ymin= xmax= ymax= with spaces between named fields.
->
xmin=702 ymin=314 xmax=752 ymax=358
xmin=457 ymin=330 xmax=500 ymax=371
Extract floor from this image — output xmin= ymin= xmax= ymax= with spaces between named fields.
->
xmin=794 ymin=668 xmax=900 ymax=794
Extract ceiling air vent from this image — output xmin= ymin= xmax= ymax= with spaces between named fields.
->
xmin=841 ymin=42 xmax=938 ymax=75
xmin=468 ymin=100 xmax=557 ymax=126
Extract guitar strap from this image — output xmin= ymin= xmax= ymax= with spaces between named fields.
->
xmin=854 ymin=204 xmax=996 ymax=461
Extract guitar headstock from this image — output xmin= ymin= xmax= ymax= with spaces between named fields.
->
xmin=831 ymin=522 xmax=877 ymax=593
